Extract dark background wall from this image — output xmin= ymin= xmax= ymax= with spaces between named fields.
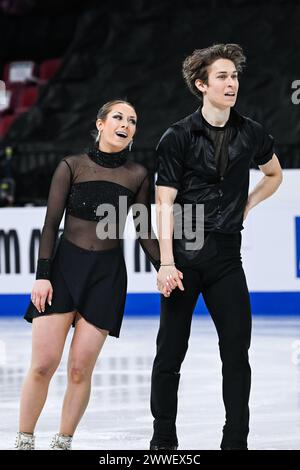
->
xmin=1 ymin=0 xmax=300 ymax=203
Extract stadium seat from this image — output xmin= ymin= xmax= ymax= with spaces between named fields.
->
xmin=3 ymin=61 xmax=37 ymax=84
xmin=0 ymin=114 xmax=17 ymax=137
xmin=39 ymin=58 xmax=61 ymax=81
xmin=16 ymin=85 xmax=39 ymax=112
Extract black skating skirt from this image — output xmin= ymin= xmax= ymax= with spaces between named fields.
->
xmin=24 ymin=235 xmax=127 ymax=338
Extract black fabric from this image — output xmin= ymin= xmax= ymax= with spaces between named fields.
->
xmin=26 ymin=235 xmax=127 ymax=338
xmin=87 ymin=146 xmax=128 ymax=168
xmin=172 ymin=232 xmax=218 ymax=269
xmin=36 ymin=258 xmax=51 ymax=280
xmin=150 ymin=232 xmax=251 ymax=449
xmin=66 ymin=181 xmax=135 ymax=222
xmin=202 ymin=115 xmax=232 ymax=178
xmin=156 ymin=107 xmax=274 ymax=240
xmin=36 ymin=150 xmax=160 ymax=279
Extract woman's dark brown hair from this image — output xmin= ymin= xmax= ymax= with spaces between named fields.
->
xmin=97 ymin=99 xmax=136 ymax=120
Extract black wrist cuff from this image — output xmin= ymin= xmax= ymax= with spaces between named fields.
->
xmin=36 ymin=259 xmax=51 ymax=280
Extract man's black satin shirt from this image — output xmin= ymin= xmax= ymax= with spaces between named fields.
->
xmin=156 ymin=107 xmax=275 ymax=233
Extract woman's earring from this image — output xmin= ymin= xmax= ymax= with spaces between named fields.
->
xmin=129 ymin=140 xmax=133 ymax=151
xmin=96 ymin=129 xmax=101 ymax=142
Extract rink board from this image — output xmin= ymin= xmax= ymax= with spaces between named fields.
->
xmin=0 ymin=170 xmax=299 ymax=316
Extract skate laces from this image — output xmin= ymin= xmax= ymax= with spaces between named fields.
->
xmin=50 ymin=433 xmax=72 ymax=450
xmin=15 ymin=432 xmax=35 ymax=450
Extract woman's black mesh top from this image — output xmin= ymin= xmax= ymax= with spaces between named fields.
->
xmin=36 ymin=147 xmax=160 ymax=279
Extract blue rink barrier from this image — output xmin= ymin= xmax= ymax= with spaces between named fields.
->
xmin=0 ymin=292 xmax=300 ymax=317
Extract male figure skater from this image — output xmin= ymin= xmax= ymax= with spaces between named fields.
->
xmin=150 ymin=43 xmax=283 ymax=450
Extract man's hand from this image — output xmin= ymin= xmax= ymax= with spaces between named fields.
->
xmin=157 ymin=265 xmax=184 ymax=297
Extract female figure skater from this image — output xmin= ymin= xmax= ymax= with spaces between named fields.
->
xmin=15 ymin=100 xmax=173 ymax=450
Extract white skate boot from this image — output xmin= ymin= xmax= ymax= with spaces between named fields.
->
xmin=15 ymin=431 xmax=35 ymax=450
xmin=50 ymin=433 xmax=73 ymax=450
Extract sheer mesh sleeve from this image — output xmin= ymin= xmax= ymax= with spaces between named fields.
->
xmin=36 ymin=159 xmax=72 ymax=279
xmin=132 ymin=172 xmax=160 ymax=271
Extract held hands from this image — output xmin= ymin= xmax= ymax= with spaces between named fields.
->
xmin=31 ymin=280 xmax=53 ymax=313
xmin=157 ymin=265 xmax=184 ymax=298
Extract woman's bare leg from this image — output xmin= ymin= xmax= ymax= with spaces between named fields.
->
xmin=19 ymin=312 xmax=75 ymax=433
xmin=59 ymin=313 xmax=108 ymax=436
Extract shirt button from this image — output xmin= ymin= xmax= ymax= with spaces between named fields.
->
xmin=220 ymin=176 xmax=224 ymax=181
xmin=218 ymin=189 xmax=223 ymax=196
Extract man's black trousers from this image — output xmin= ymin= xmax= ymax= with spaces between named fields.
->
xmin=150 ymin=232 xmax=252 ymax=450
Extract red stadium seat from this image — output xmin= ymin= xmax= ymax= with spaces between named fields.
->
xmin=39 ymin=58 xmax=61 ymax=81
xmin=0 ymin=114 xmax=17 ymax=137
xmin=16 ymin=85 xmax=39 ymax=112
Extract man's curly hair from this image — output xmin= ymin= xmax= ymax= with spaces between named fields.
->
xmin=182 ymin=43 xmax=246 ymax=101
